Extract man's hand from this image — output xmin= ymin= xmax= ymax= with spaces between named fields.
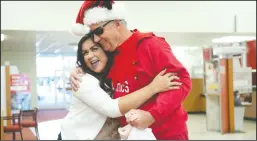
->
xmin=69 ymin=67 xmax=84 ymax=92
xmin=125 ymin=109 xmax=155 ymax=130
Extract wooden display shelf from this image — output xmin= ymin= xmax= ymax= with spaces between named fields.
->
xmin=182 ymin=78 xmax=206 ymax=112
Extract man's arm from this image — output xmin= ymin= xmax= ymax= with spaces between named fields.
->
xmin=137 ymin=36 xmax=192 ymax=122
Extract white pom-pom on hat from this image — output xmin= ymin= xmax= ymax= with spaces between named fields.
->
xmin=70 ymin=23 xmax=90 ymax=36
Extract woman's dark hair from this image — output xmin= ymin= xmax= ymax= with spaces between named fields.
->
xmin=76 ymin=34 xmax=114 ymax=97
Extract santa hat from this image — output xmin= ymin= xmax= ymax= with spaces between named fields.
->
xmin=70 ymin=0 xmax=126 ymax=36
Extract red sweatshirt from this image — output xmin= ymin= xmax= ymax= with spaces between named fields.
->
xmin=108 ymin=29 xmax=192 ymax=139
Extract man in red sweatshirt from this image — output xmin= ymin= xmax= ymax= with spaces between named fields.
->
xmin=69 ymin=0 xmax=192 ymax=140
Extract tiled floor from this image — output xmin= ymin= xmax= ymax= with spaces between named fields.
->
xmin=30 ymin=119 xmax=62 ymax=140
xmin=33 ymin=113 xmax=256 ymax=140
xmin=187 ymin=114 xmax=256 ymax=140
xmin=3 ymin=110 xmax=256 ymax=140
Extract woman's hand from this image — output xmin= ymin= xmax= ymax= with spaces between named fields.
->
xmin=148 ymin=69 xmax=181 ymax=94
xmin=69 ymin=67 xmax=84 ymax=92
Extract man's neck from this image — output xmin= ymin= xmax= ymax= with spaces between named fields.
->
xmin=117 ymin=29 xmax=133 ymax=47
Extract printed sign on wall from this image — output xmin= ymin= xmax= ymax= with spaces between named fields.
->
xmin=10 ymin=74 xmax=30 ymax=94
xmin=10 ymin=74 xmax=31 ymax=112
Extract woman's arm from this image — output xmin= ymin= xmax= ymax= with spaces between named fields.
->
xmin=73 ymin=74 xmax=121 ymax=118
xmin=74 ymin=70 xmax=181 ymax=118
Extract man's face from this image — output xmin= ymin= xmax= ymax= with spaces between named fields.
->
xmin=89 ymin=20 xmax=121 ymax=52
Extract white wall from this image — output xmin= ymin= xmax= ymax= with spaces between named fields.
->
xmin=172 ymin=46 xmax=204 ymax=78
xmin=1 ymin=1 xmax=256 ymax=33
xmin=1 ymin=1 xmax=83 ymax=32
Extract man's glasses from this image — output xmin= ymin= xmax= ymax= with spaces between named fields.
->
xmin=89 ymin=20 xmax=114 ymax=40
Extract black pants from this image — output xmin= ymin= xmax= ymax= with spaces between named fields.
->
xmin=57 ymin=132 xmax=62 ymax=140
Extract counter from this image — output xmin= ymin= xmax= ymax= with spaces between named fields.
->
xmin=244 ymin=88 xmax=256 ymax=119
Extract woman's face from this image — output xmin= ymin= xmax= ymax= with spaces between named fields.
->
xmin=82 ymin=39 xmax=108 ymax=73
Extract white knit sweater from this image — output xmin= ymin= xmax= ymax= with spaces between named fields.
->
xmin=60 ymin=74 xmax=122 ymax=140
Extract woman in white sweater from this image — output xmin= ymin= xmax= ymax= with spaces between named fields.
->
xmin=59 ymin=34 xmax=181 ymax=140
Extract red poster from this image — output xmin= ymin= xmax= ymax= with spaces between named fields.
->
xmin=247 ymin=40 xmax=256 ymax=69
xmin=10 ymin=74 xmax=30 ymax=94
xmin=203 ymin=48 xmax=212 ymax=61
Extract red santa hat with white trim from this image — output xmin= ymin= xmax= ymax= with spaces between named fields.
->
xmin=70 ymin=0 xmax=126 ymax=36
